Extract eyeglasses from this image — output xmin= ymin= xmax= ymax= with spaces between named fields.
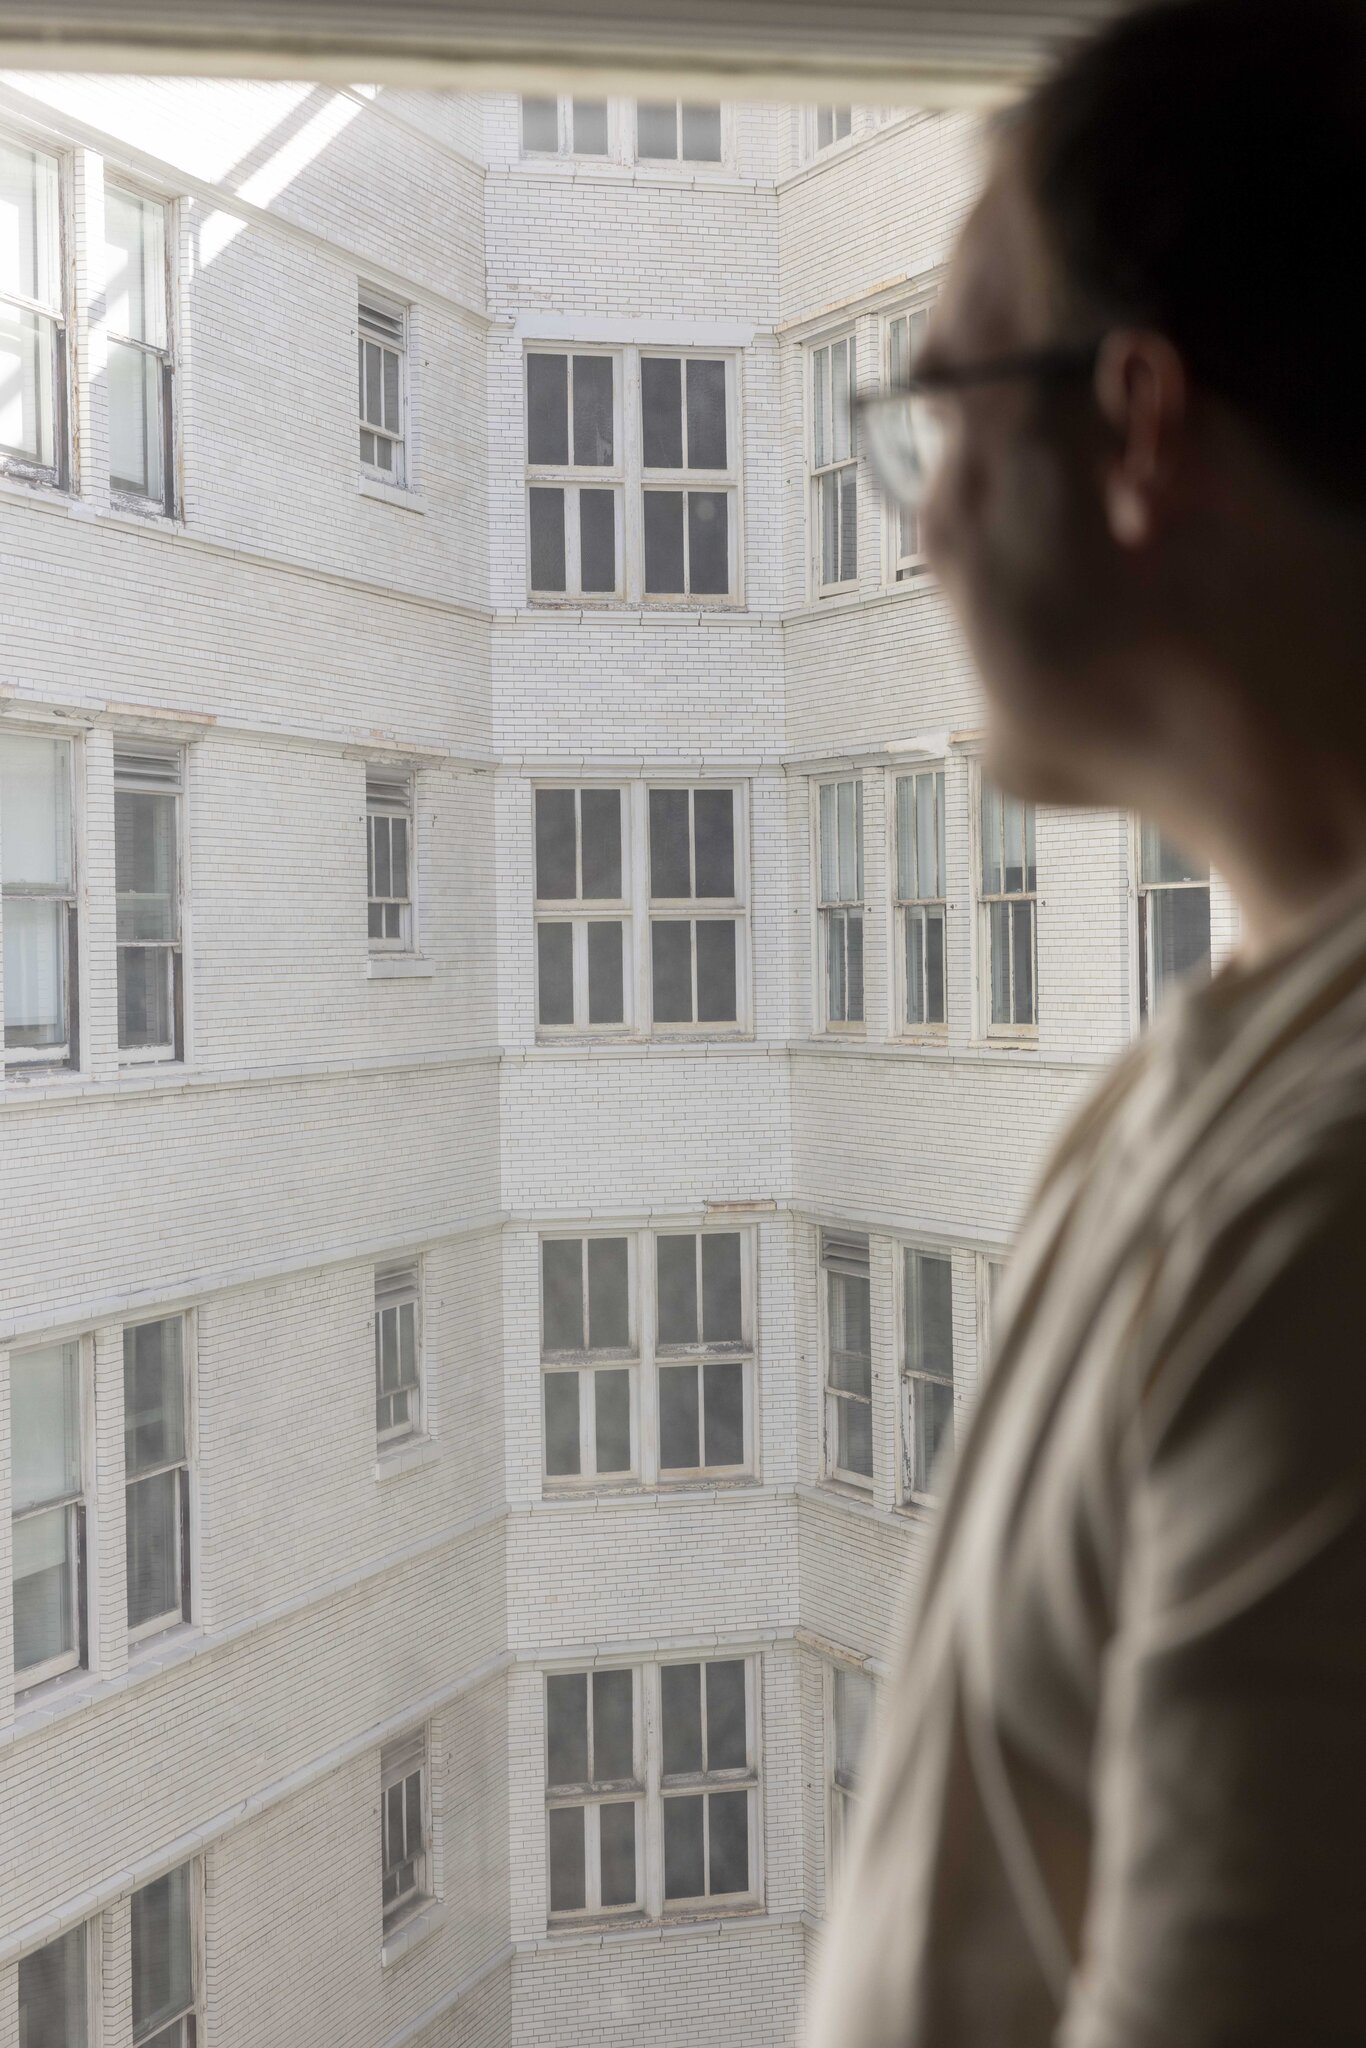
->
xmin=854 ymin=341 xmax=1102 ymax=513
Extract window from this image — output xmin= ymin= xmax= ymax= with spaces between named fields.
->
xmin=18 ymin=1921 xmax=89 ymax=2048
xmin=520 ymin=95 xmax=609 ymax=156
xmin=374 ymin=1262 xmax=422 ymax=1444
xmin=381 ymin=1730 xmax=430 ymax=1927
xmin=661 ymin=1658 xmax=755 ymax=1903
xmin=114 ymin=745 xmax=183 ymax=1059
xmin=124 ymin=1316 xmax=191 ymax=1639
xmin=1 ymin=731 xmax=78 ymax=1069
xmin=895 ymin=769 xmax=946 ymax=1031
xmin=817 ymin=778 xmax=864 ymax=1027
xmin=366 ymin=766 xmax=413 ymax=951
xmin=10 ymin=1339 xmax=86 ymax=1687
xmin=545 ymin=1667 xmax=641 ymax=1915
xmin=0 ymin=135 xmax=65 ymax=485
xmin=979 ymin=779 xmax=1037 ymax=1033
xmin=635 ymin=100 xmax=722 ymax=163
xmin=358 ymin=289 xmax=406 ymax=484
xmin=822 ymin=1230 xmax=872 ymax=1486
xmin=886 ymin=306 xmax=931 ymax=575
xmin=648 ymin=786 xmax=742 ymax=1027
xmin=828 ymin=1665 xmax=874 ymax=1890
xmin=655 ymin=1231 xmax=749 ymax=1475
xmin=811 ymin=335 xmax=857 ymax=590
xmin=131 ymin=1865 xmax=197 ymax=2048
xmin=1138 ymin=820 xmax=1211 ymax=1017
xmin=534 ymin=785 xmax=627 ymax=1031
xmin=814 ymin=106 xmax=852 ymax=151
xmin=902 ymin=1249 xmax=953 ymax=1502
xmin=106 ymin=185 xmax=173 ymax=511
xmin=540 ymin=1235 xmax=635 ymax=1482
xmin=525 ymin=349 xmax=620 ymax=598
xmin=641 ymin=354 xmax=735 ymax=598
xmin=980 ymin=1254 xmax=1007 ymax=1364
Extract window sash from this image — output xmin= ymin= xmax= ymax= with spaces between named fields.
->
xmin=520 ymin=95 xmax=610 ymax=157
xmin=812 ymin=336 xmax=857 ymax=590
xmin=131 ymin=1866 xmax=195 ymax=2046
xmin=381 ymin=1763 xmax=428 ymax=1917
xmin=358 ymin=294 xmax=406 ymax=483
xmin=886 ymin=308 xmax=931 ymax=574
xmin=106 ymin=186 xmax=173 ymax=508
xmin=1 ymin=138 xmax=66 ymax=484
xmin=367 ymin=801 xmax=412 ymax=950
xmin=634 ymin=100 xmax=724 ymax=163
xmin=815 ymin=105 xmax=852 ymax=151
xmin=3 ymin=731 xmax=78 ymax=1065
xmin=375 ymin=1280 xmax=421 ymax=1443
xmin=823 ymin=1240 xmax=872 ymax=1484
xmin=979 ymin=780 xmax=1037 ymax=1033
xmin=18 ymin=1921 xmax=89 ymax=2048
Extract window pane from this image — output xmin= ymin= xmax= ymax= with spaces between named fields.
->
xmin=592 ymin=1668 xmax=634 ymax=1779
xmin=594 ymin=1368 xmax=632 ymax=1472
xmin=0 ymin=139 xmax=60 ymax=305
xmin=707 ymin=1790 xmax=750 ymax=1893
xmin=574 ymin=788 xmax=620 ymax=899
xmin=109 ymin=341 xmax=164 ymax=500
xmin=124 ymin=1317 xmax=185 ymax=1476
xmin=695 ymin=920 xmax=737 ymax=1022
xmin=649 ymin=789 xmax=692 ymax=897
xmin=980 ymin=783 xmax=1002 ymax=895
xmin=687 ymin=490 xmax=729 ymax=594
xmin=834 ymin=1667 xmax=874 ymax=1781
xmin=651 ymin=920 xmax=693 ymax=1021
xmin=839 ymin=467 xmax=858 ymax=581
xmin=11 ymin=1342 xmax=80 ymax=1509
xmin=1141 ymin=820 xmax=1208 ymax=887
xmin=1003 ymin=793 xmax=1027 ymax=893
xmin=126 ymin=1469 xmax=180 ymax=1631
xmin=572 ymin=99 xmax=608 ymax=155
xmin=536 ymin=923 xmax=574 ymax=1027
xmin=703 ymin=1361 xmax=744 ymax=1467
xmin=636 ymin=101 xmax=678 ymax=158
xmin=572 ymin=355 xmax=614 ymax=466
xmin=700 ymin=1233 xmax=742 ymax=1342
xmin=819 ymin=469 xmax=840 ymax=585
xmin=547 ymin=1805 xmax=586 ymax=1911
xmin=835 ymin=780 xmax=859 ymax=900
xmin=658 ymin=1365 xmax=700 ymax=1469
xmin=912 ymin=1374 xmax=954 ymax=1496
xmin=521 ymin=96 xmax=559 ymax=151
xmin=528 ymin=487 xmax=567 ymax=591
xmin=838 ymin=1395 xmax=873 ymax=1478
xmin=686 ymin=358 xmax=727 ymax=468
xmin=643 ymin=490 xmax=685 ymax=593
xmin=533 ymin=788 xmax=576 ymax=899
xmin=18 ymin=1923 xmax=88 ymax=2048
xmin=12 ymin=1506 xmax=75 ymax=1673
xmin=526 ymin=354 xmax=568 ymax=464
xmin=117 ymin=947 xmax=174 ymax=1052
xmin=828 ymin=1272 xmax=871 ymax=1395
xmin=543 ymin=1372 xmax=581 ymax=1476
xmin=578 ymin=488 xmax=617 ymax=592
xmin=1150 ymin=886 xmax=1212 ymax=996
xmin=989 ymin=900 xmax=1012 ymax=1024
xmin=541 ymin=1239 xmax=585 ymax=1351
xmin=115 ymin=790 xmax=177 ymax=944
xmin=131 ymin=1866 xmax=192 ymax=2041
xmin=680 ymin=103 xmax=722 ymax=161
xmin=0 ymin=301 xmax=56 ymax=467
xmin=106 ymin=188 xmax=165 ymax=347
xmin=813 ymin=347 xmax=829 ymax=469
xmin=1 ymin=734 xmax=72 ymax=888
xmin=705 ymin=1660 xmax=747 ymax=1769
xmin=845 ymin=910 xmax=864 ymax=1023
xmin=661 ymin=1662 xmax=703 ymax=1774
xmin=586 ymin=920 xmax=624 ymax=1024
xmin=656 ymin=1234 xmax=698 ymax=1345
xmin=641 ymin=356 xmax=683 ymax=468
xmin=1011 ymin=900 xmax=1036 ymax=1024
xmin=818 ymin=783 xmax=839 ymax=901
xmin=4 ymin=895 xmax=66 ymax=1051
xmin=586 ymin=1236 xmax=629 ymax=1348
xmin=598 ymin=1801 xmax=637 ymax=1906
xmin=692 ymin=792 xmax=735 ymax=897
xmin=924 ymin=906 xmax=946 ymax=1024
xmin=831 ymin=337 xmax=852 ymax=461
xmin=663 ymin=1794 xmax=705 ymax=1898
xmin=547 ymin=1672 xmax=589 ymax=1784
xmin=909 ymin=1253 xmax=953 ymax=1378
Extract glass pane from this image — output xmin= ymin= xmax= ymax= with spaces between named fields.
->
xmin=534 ymin=788 xmax=576 ymax=899
xmin=12 ymin=1506 xmax=75 ymax=1673
xmin=4 ymin=896 xmax=66 ymax=1050
xmin=819 ymin=782 xmax=839 ymax=901
xmin=834 ymin=1667 xmax=874 ymax=1780
xmin=661 ymin=1662 xmax=703 ymax=1774
xmin=658 ymin=1365 xmax=700 ymax=1469
xmin=592 ymin=1668 xmax=634 ymax=1779
xmin=837 ymin=779 xmax=860 ymax=900
xmin=926 ymin=906 xmax=946 ymax=1024
xmin=908 ymin=1252 xmax=953 ymax=1377
xmin=813 ymin=348 xmax=829 ymax=470
xmin=649 ymin=789 xmax=692 ymax=897
xmin=703 ymin=1361 xmax=744 ymax=1466
xmin=831 ymin=337 xmax=852 ymax=463
xmin=826 ymin=910 xmax=847 ymax=1024
xmin=687 ymin=490 xmax=729 ymax=595
xmin=109 ymin=341 xmax=165 ymax=500
xmin=922 ymin=773 xmax=944 ymax=897
xmin=521 ymin=96 xmax=559 ymax=152
xmin=700 ymin=1233 xmax=742 ymax=1343
xmin=845 ymin=909 xmax=864 ymax=1023
xmin=912 ymin=1374 xmax=954 ymax=1495
xmin=536 ymin=923 xmax=574 ymax=1027
xmin=839 ymin=466 xmax=858 ymax=581
xmin=593 ymin=1368 xmax=632 ymax=1472
xmin=528 ymin=488 xmax=567 ymax=591
xmin=546 ymin=1671 xmax=589 ymax=1784
xmin=980 ymin=783 xmax=1002 ymax=894
xmin=651 ymin=921 xmax=693 ymax=1022
xmin=663 ymin=1795 xmax=705 ymax=1898
xmin=578 ymin=488 xmax=616 ymax=592
xmin=106 ymin=186 xmax=165 ymax=347
xmin=586 ymin=1237 xmax=629 ymax=1348
xmin=127 ymin=1469 xmax=180 ymax=1630
xmin=693 ymin=789 xmax=734 ymax=898
xmin=11 ymin=1342 xmax=80 ymax=1508
xmin=838 ymin=1395 xmax=873 ymax=1478
xmin=643 ymin=490 xmax=685 ymax=593
xmin=541 ymin=1238 xmax=585 ymax=1351
xmin=0 ymin=138 xmax=60 ymax=305
xmin=1002 ymin=793 xmax=1027 ymax=893
xmin=1 ymin=734 xmax=72 ymax=887
xmin=118 ymin=946 xmax=174 ymax=1051
xmin=680 ymin=103 xmax=722 ymax=161
xmin=1149 ymin=885 xmax=1212 ymax=1000
xmin=641 ymin=356 xmax=683 ymax=468
xmin=1011 ymin=900 xmax=1036 ymax=1025
xmin=572 ymin=355 xmax=614 ymax=466
xmin=1140 ymin=819 xmax=1208 ymax=886
xmin=696 ymin=920 xmax=737 ymax=1023
xmin=817 ymin=106 xmax=833 ymax=150
xmin=598 ymin=1801 xmax=637 ymax=1906
xmin=579 ymin=789 xmax=621 ymax=898
xmin=124 ymin=1317 xmax=186 ymax=1475
xmin=708 ymin=1790 xmax=749 ymax=1893
xmin=116 ymin=791 xmax=177 ymax=943
xmin=547 ymin=1806 xmax=586 ymax=1911
xmin=656 ymin=1234 xmax=698 ymax=1345
xmin=989 ymin=900 xmax=1012 ymax=1024
xmin=526 ymin=354 xmax=568 ymax=464
xmin=131 ymin=1866 xmax=192 ymax=2041
xmin=586 ymin=920 xmax=624 ymax=1024
xmin=18 ymin=1923 xmax=88 ymax=2048
xmin=365 ymin=339 xmax=382 ymax=429
xmin=381 ymin=348 xmax=399 ymax=436
xmin=543 ymin=1372 xmax=581 ymax=1476
xmin=705 ymin=1660 xmax=746 ymax=1769
xmin=572 ymin=99 xmax=609 ymax=155
xmin=819 ymin=470 xmax=839 ymax=584
xmin=828 ymin=1272 xmax=870 ymax=1395
xmin=0 ymin=301 xmax=55 ymax=467
xmin=636 ymin=101 xmax=678 ymax=159
xmin=685 ymin=358 xmax=727 ymax=469
xmin=895 ymin=775 xmax=916 ymax=898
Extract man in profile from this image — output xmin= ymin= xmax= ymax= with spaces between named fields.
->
xmin=808 ymin=0 xmax=1366 ymax=2041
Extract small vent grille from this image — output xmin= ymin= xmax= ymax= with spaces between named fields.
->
xmin=367 ymin=765 xmax=412 ymax=809
xmin=820 ymin=1228 xmax=869 ymax=1275
xmin=381 ymin=1727 xmax=426 ymax=1786
xmin=113 ymin=744 xmax=182 ymax=790
xmin=359 ymin=295 xmax=404 ymax=347
xmin=376 ymin=1261 xmax=420 ymax=1308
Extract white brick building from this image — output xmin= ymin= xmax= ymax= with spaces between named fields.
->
xmin=0 ymin=77 xmax=1234 ymax=2048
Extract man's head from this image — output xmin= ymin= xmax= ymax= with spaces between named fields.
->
xmin=917 ymin=0 xmax=1366 ymax=813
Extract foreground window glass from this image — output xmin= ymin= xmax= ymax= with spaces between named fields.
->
xmin=902 ymin=1248 xmax=953 ymax=1501
xmin=131 ymin=1863 xmax=197 ymax=2047
xmin=10 ymin=1339 xmax=84 ymax=1686
xmin=1138 ymin=819 xmax=1211 ymax=1015
xmin=818 ymin=777 xmax=864 ymax=1026
xmin=381 ymin=1729 xmax=430 ymax=1927
xmin=106 ymin=184 xmax=173 ymax=509
xmin=114 ymin=745 xmax=182 ymax=1057
xmin=2 ymin=731 xmax=77 ymax=1067
xmin=124 ymin=1315 xmax=190 ymax=1638
xmin=822 ymin=1230 xmax=872 ymax=1483
xmin=541 ymin=1234 xmax=635 ymax=1480
xmin=545 ymin=1667 xmax=641 ymax=1914
xmin=18 ymin=1921 xmax=89 ymax=2048
xmin=661 ymin=1659 xmax=753 ymax=1901
xmin=828 ymin=1665 xmax=875 ymax=1888
xmin=0 ymin=135 xmax=64 ymax=483
xmin=980 ymin=779 xmax=1037 ymax=1032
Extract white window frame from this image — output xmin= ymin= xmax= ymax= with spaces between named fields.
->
xmin=884 ymin=302 xmax=933 ymax=581
xmin=358 ymin=286 xmax=408 ymax=487
xmin=104 ymin=178 xmax=176 ymax=515
xmin=810 ymin=332 xmax=858 ymax=595
xmin=525 ymin=345 xmax=625 ymax=602
xmin=113 ymin=742 xmax=184 ymax=1064
xmin=519 ymin=93 xmax=614 ymax=159
xmin=1135 ymin=816 xmax=1212 ymax=1020
xmin=1 ymin=725 xmax=81 ymax=1072
xmin=10 ymin=1333 xmax=91 ymax=1691
xmin=825 ymin=1661 xmax=875 ymax=1895
xmin=532 ymin=782 xmax=631 ymax=1036
xmin=814 ymin=776 xmax=864 ymax=1033
xmin=645 ymin=781 xmax=749 ymax=1034
xmin=809 ymin=105 xmax=853 ymax=156
xmin=652 ymin=1226 xmax=755 ymax=1484
xmin=975 ymin=769 xmax=1038 ymax=1041
xmin=638 ymin=347 xmax=741 ymax=603
xmin=130 ymin=1860 xmax=202 ymax=2048
xmin=381 ymin=1727 xmax=431 ymax=1931
xmin=366 ymin=765 xmax=415 ymax=954
xmin=893 ymin=766 xmax=947 ymax=1036
xmin=820 ymin=1229 xmax=874 ymax=1492
xmin=544 ymin=1665 xmax=646 ymax=1920
xmin=540 ymin=1231 xmax=640 ymax=1486
xmin=123 ymin=1311 xmax=194 ymax=1645
xmin=375 ymin=1260 xmax=423 ymax=1447
xmin=0 ymin=129 xmax=69 ymax=489
xmin=898 ymin=1245 xmax=954 ymax=1507
xmin=632 ymin=99 xmax=728 ymax=166
xmin=18 ymin=1917 xmax=97 ymax=2048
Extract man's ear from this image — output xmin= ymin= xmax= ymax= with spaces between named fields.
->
xmin=1093 ymin=329 xmax=1190 ymax=548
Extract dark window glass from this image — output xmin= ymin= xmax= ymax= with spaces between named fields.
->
xmin=703 ymin=1361 xmax=744 ymax=1465
xmin=593 ymin=1668 xmax=634 ymax=1779
xmin=529 ymin=487 xmax=566 ymax=591
xmin=648 ymin=789 xmax=692 ymax=897
xmin=701 ymin=1233 xmax=742 ymax=1342
xmin=543 ymin=1372 xmax=581 ymax=1475
xmin=541 ymin=1239 xmax=584 ymax=1351
xmin=642 ymin=357 xmax=683 ymax=468
xmin=526 ymin=354 xmax=568 ymax=464
xmin=579 ymin=489 xmax=616 ymax=592
xmin=126 ymin=1469 xmax=179 ymax=1631
xmin=686 ymin=359 xmax=727 ymax=468
xmin=695 ymin=919 xmax=737 ymax=1022
xmin=534 ymin=789 xmax=576 ymax=899
xmin=651 ymin=922 xmax=693 ymax=1022
xmin=594 ymin=1368 xmax=632 ymax=1472
xmin=663 ymin=1796 xmax=705 ymax=1898
xmin=636 ymin=100 xmax=677 ymax=158
xmin=548 ymin=1806 xmax=586 ymax=1911
xmin=586 ymin=1237 xmax=630 ymax=1348
xmin=18 ymin=1926 xmax=87 ymax=2048
xmin=572 ymin=98 xmax=608 ymax=155
xmin=687 ymin=491 xmax=729 ymax=594
xmin=572 ymin=355 xmax=614 ymax=466
xmin=680 ymin=103 xmax=722 ymax=160
xmin=579 ymin=788 xmax=622 ymax=897
xmin=547 ymin=1672 xmax=589 ymax=1784
xmin=705 ymin=1660 xmax=747 ymax=1769
xmin=708 ymin=1790 xmax=750 ymax=1893
xmin=1012 ymin=904 xmax=1035 ymax=1025
xmin=661 ymin=1662 xmax=703 ymax=1774
xmin=692 ymin=789 xmax=734 ymax=897
xmin=586 ymin=921 xmax=624 ymax=1024
xmin=131 ymin=1868 xmax=192 ymax=2041
xmin=659 ymin=1365 xmax=700 ymax=1470
xmin=915 ymin=1254 xmax=953 ymax=1373
xmin=521 ymin=97 xmax=559 ymax=151
xmin=536 ymin=922 xmax=574 ymax=1026
xmin=656 ymin=1235 xmax=698 ymax=1345
xmin=839 ymin=1397 xmax=873 ymax=1478
xmin=839 ymin=467 xmax=858 ymax=582
xmin=598 ymin=1801 xmax=637 ymax=1906
xmin=643 ymin=490 xmax=685 ymax=593
xmin=925 ymin=909 xmax=946 ymax=1024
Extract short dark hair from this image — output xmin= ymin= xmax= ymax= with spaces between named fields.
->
xmin=1019 ymin=0 xmax=1366 ymax=508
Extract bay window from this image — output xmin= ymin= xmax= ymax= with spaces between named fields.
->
xmin=641 ymin=354 xmax=734 ymax=598
xmin=526 ymin=349 xmax=620 ymax=598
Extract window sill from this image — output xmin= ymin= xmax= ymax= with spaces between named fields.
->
xmin=359 ymin=475 xmax=426 ymax=514
xmin=367 ymin=954 xmax=435 ymax=980
xmin=127 ymin=1620 xmax=200 ymax=1674
xmin=110 ymin=490 xmax=177 ymax=529
xmin=382 ymin=1895 xmax=447 ymax=1968
xmin=540 ymin=1473 xmax=760 ymax=1504
xmin=374 ymin=1434 xmax=440 ymax=1482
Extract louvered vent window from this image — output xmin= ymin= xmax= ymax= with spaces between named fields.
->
xmin=358 ymin=291 xmax=406 ymax=483
xmin=366 ymin=766 xmax=413 ymax=950
xmin=114 ymin=743 xmax=183 ymax=1060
